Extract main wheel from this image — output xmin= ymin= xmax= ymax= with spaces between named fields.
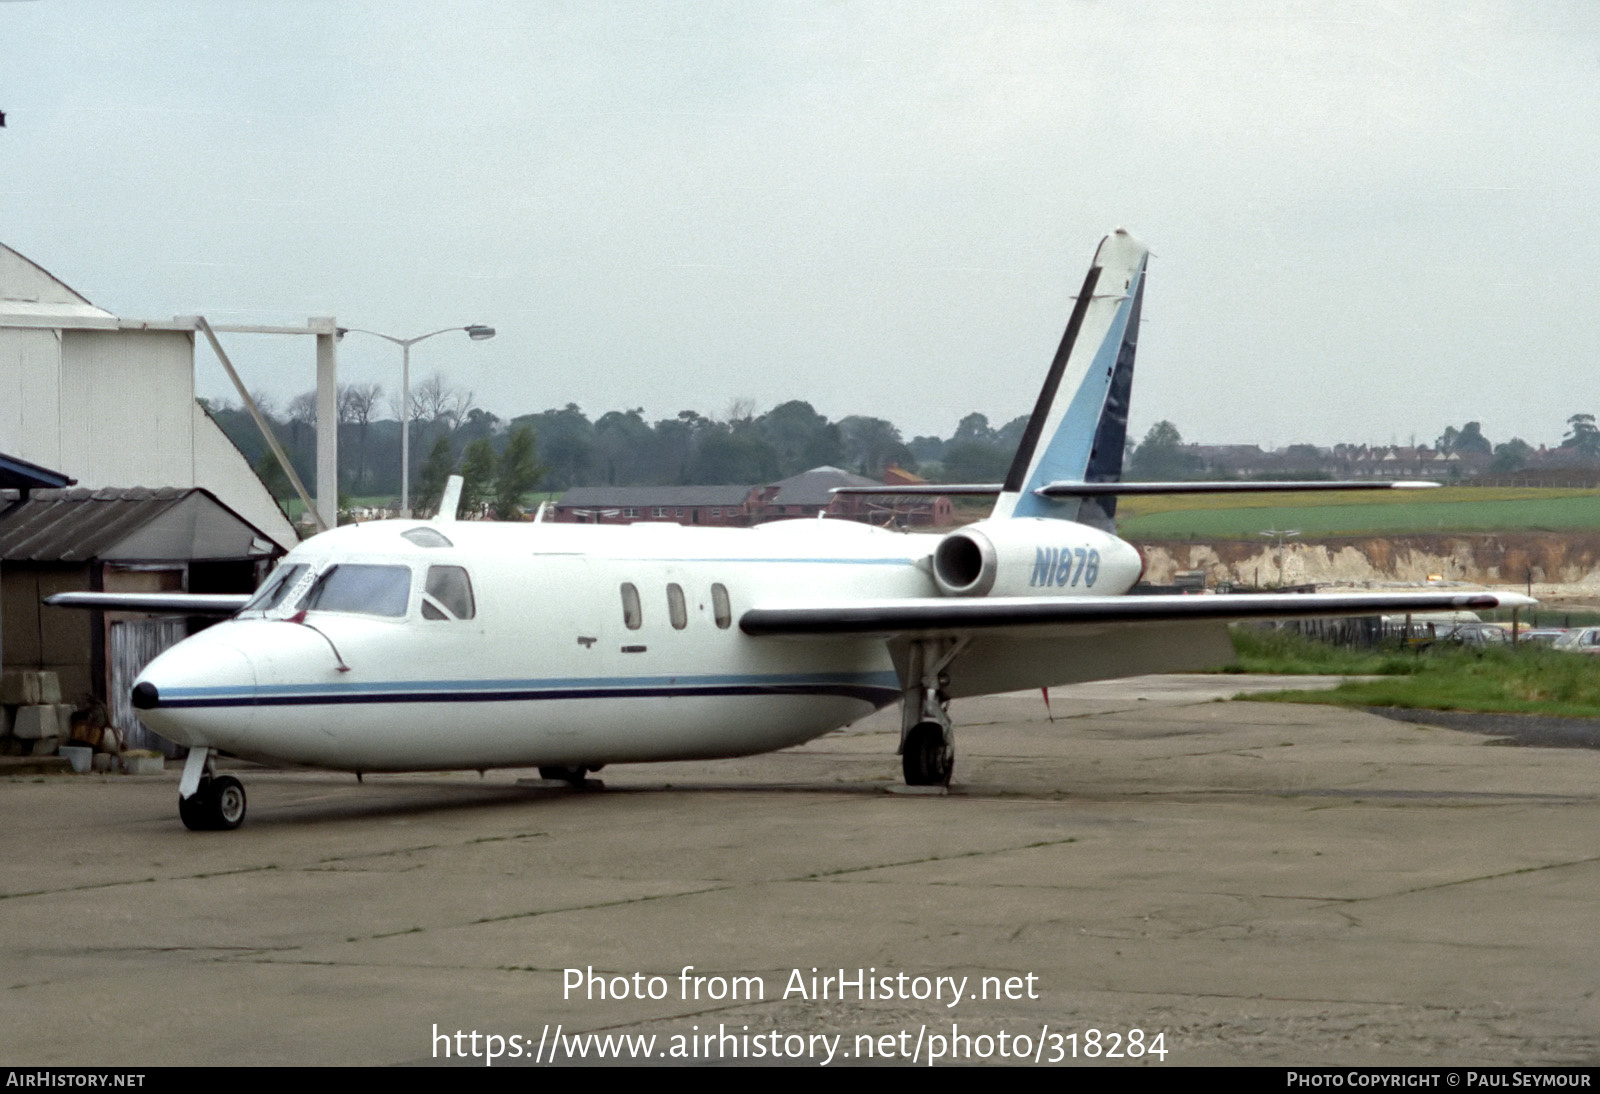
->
xmin=902 ymin=722 xmax=953 ymax=787
xmin=539 ymin=765 xmax=588 ymax=784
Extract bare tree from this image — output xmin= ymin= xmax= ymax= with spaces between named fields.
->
xmin=338 ymin=382 xmax=383 ymax=491
xmin=411 ymin=373 xmax=475 ymax=432
xmin=338 ymin=382 xmax=381 ymax=425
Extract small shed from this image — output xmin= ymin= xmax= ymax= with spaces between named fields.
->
xmin=0 ymin=487 xmax=281 ymax=751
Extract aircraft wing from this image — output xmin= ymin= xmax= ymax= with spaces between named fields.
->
xmin=44 ymin=592 xmax=251 ymax=615
xmin=740 ymin=590 xmax=1535 ymax=639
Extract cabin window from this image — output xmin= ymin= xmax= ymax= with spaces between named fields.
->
xmin=667 ymin=583 xmax=687 ymax=630
xmin=403 ymin=527 xmax=454 ymax=549
xmin=711 ymin=583 xmax=731 ymax=629
xmin=297 ymin=564 xmax=411 ymax=618
xmin=621 ymin=583 xmax=642 ymax=629
xmin=422 ymin=565 xmax=475 ymax=620
xmin=241 ymin=564 xmax=307 ymax=614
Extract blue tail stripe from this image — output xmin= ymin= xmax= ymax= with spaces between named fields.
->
xmin=1010 ymin=267 xmax=1144 ymax=519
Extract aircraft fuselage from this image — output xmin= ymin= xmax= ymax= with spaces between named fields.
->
xmin=133 ymin=516 xmax=1141 ymax=772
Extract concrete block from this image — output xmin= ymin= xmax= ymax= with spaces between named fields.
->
xmin=121 ymin=752 xmax=163 ymax=775
xmin=59 ymin=745 xmax=93 ymax=773
xmin=37 ymin=674 xmax=61 ymax=705
xmin=29 ymin=737 xmax=59 ymax=757
xmin=12 ymin=705 xmax=61 ymax=740
xmin=2 ymin=672 xmax=39 ymax=706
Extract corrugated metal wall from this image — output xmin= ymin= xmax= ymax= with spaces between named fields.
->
xmin=0 ymin=329 xmax=64 ymax=467
xmin=109 ymin=618 xmax=187 ymax=755
xmin=59 ymin=330 xmax=195 ymax=488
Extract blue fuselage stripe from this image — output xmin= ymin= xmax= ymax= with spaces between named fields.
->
xmin=154 ymin=674 xmax=902 ymax=711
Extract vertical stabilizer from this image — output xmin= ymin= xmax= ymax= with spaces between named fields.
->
xmin=991 ymin=230 xmax=1148 ymax=527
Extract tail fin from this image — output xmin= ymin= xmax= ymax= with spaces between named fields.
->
xmin=991 ymin=229 xmax=1148 ymax=528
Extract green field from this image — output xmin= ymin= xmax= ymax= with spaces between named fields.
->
xmin=1230 ymin=628 xmax=1600 ymax=717
xmin=1116 ymin=487 xmax=1600 ymax=539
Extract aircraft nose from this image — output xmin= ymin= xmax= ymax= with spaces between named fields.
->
xmin=133 ymin=636 xmax=257 ymax=747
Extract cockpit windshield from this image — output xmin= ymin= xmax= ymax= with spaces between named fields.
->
xmin=295 ymin=564 xmax=412 ymax=618
xmin=239 ymin=564 xmax=308 ymax=614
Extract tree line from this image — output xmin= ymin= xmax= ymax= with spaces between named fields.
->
xmin=206 ymin=372 xmax=1600 ymax=510
xmin=1126 ymin=414 xmax=1600 ymax=480
xmin=203 ymin=374 xmax=1039 ymax=505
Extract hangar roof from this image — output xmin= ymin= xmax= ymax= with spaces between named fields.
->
xmin=0 ymin=243 xmax=117 ymax=324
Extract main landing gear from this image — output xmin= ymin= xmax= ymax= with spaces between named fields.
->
xmin=538 ymin=764 xmax=604 ymax=786
xmin=898 ymin=638 xmax=969 ymax=787
xmin=178 ymin=748 xmax=246 ymax=831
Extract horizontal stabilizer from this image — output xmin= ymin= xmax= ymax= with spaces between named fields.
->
xmin=833 ymin=480 xmax=1441 ymax=499
xmin=45 ymin=592 xmax=251 ymax=615
xmin=1035 ymin=479 xmax=1441 ymax=497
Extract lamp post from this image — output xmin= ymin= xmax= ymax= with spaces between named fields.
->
xmin=336 ymin=324 xmax=495 ymax=516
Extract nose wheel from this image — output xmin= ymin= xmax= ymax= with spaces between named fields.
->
xmin=179 ymin=775 xmax=247 ymax=831
xmin=177 ymin=748 xmax=247 ymax=830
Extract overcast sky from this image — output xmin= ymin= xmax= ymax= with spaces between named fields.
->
xmin=3 ymin=1 xmax=1597 ymax=449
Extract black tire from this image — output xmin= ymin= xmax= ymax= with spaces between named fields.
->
xmin=179 ymin=776 xmax=246 ymax=831
xmin=209 ymin=776 xmax=247 ymax=830
xmin=902 ymin=722 xmax=953 ymax=787
xmin=539 ymin=765 xmax=588 ymax=784
xmin=179 ymin=786 xmax=213 ymax=831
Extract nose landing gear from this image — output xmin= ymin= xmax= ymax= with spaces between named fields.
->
xmin=177 ymin=748 xmax=246 ymax=831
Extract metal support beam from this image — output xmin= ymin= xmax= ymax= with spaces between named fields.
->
xmin=194 ymin=316 xmax=326 ymax=534
xmin=313 ymin=318 xmax=338 ymax=531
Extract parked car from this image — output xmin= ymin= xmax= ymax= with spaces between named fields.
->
xmin=1553 ymin=627 xmax=1600 ymax=654
xmin=1435 ymin=622 xmax=1510 ymax=647
xmin=1517 ymin=628 xmax=1568 ymax=647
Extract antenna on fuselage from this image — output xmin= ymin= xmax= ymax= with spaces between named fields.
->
xmin=434 ymin=475 xmax=464 ymax=523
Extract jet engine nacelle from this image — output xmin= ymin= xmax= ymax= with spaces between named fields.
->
xmin=931 ymin=518 xmax=1144 ymax=598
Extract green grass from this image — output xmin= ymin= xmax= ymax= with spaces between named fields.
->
xmin=1230 ymin=629 xmax=1600 ymax=717
xmin=1116 ymin=487 xmax=1600 ymax=539
xmin=1226 ymin=627 xmax=1427 ymax=676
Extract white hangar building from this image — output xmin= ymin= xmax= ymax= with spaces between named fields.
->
xmin=0 ymin=242 xmax=301 ymax=551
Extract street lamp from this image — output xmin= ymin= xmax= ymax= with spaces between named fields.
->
xmin=336 ymin=324 xmax=496 ymax=517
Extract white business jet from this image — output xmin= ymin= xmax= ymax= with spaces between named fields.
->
xmin=49 ymin=230 xmax=1533 ymax=830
